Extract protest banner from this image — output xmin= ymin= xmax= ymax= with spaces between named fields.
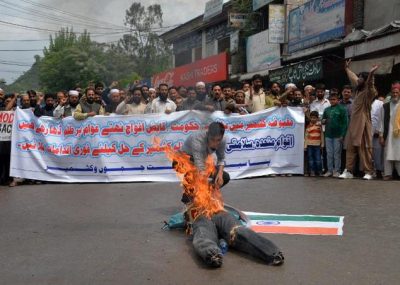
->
xmin=10 ymin=107 xmax=304 ymax=183
xmin=0 ymin=111 xmax=14 ymax=141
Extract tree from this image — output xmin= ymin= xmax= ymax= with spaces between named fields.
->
xmin=39 ymin=29 xmax=107 ymax=92
xmin=119 ymin=2 xmax=172 ymax=78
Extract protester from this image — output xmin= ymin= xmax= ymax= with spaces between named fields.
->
xmin=177 ymin=87 xmax=203 ymax=111
xmin=141 ymin=85 xmax=150 ymax=102
xmin=310 ymin=83 xmax=331 ymax=118
xmin=27 ymin=89 xmax=37 ymax=108
xmin=150 ymin=83 xmax=177 ymax=114
xmin=178 ymin=85 xmax=188 ymax=99
xmin=371 ymin=96 xmax=384 ymax=178
xmin=20 ymin=94 xmax=32 ymax=109
xmin=34 ymin=93 xmax=55 ymax=117
xmin=234 ymin=90 xmax=250 ymax=114
xmin=340 ymin=61 xmax=379 ymax=180
xmin=245 ymin=74 xmax=266 ymax=113
xmin=105 ymin=89 xmax=121 ymax=114
xmin=168 ymin=86 xmax=179 ymax=104
xmin=222 ymin=84 xmax=235 ymax=105
xmin=205 ymin=84 xmax=226 ymax=112
xmin=340 ymin=85 xmax=353 ymax=120
xmin=322 ymin=93 xmax=348 ymax=177
xmin=195 ymin=81 xmax=208 ymax=102
xmin=74 ymin=87 xmax=105 ymax=120
xmin=379 ymin=82 xmax=400 ymax=180
xmin=242 ymin=81 xmax=251 ymax=93
xmin=115 ymin=87 xmax=148 ymax=115
xmin=54 ymin=90 xmax=79 ymax=118
xmin=265 ymin=82 xmax=282 ymax=109
xmin=305 ymin=111 xmax=324 ymax=176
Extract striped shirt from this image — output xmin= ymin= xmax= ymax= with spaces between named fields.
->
xmin=305 ymin=122 xmax=323 ymax=147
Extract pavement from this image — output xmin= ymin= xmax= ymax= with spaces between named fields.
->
xmin=0 ymin=177 xmax=399 ymax=285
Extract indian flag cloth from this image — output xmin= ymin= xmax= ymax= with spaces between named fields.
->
xmin=244 ymin=212 xmax=344 ymax=236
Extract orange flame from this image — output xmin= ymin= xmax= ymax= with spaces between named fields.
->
xmin=153 ymin=137 xmax=224 ymax=219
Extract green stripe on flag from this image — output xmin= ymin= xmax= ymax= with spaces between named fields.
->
xmin=247 ymin=215 xmax=340 ymax=223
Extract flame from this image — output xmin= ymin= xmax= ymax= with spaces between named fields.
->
xmin=153 ymin=137 xmax=224 ymax=218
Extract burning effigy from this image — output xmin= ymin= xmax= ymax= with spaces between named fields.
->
xmin=157 ymin=122 xmax=284 ymax=268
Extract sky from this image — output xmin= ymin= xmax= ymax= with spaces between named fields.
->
xmin=0 ymin=0 xmax=229 ymax=84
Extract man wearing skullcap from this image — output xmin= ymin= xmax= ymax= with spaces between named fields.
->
xmin=379 ymin=82 xmax=400 ymax=180
xmin=54 ymin=90 xmax=80 ymax=118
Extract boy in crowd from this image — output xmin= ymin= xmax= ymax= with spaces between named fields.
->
xmin=305 ymin=111 xmax=324 ymax=176
xmin=322 ymin=93 xmax=348 ymax=177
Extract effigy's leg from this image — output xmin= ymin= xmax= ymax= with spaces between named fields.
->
xmin=192 ymin=215 xmax=223 ymax=267
xmin=212 ymin=211 xmax=284 ymax=265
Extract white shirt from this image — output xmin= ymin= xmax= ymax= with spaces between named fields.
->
xmin=150 ymin=98 xmax=177 ymax=114
xmin=310 ymin=98 xmax=331 ymax=118
xmin=371 ymin=99 xmax=383 ymax=134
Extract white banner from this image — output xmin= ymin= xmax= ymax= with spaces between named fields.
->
xmin=0 ymin=111 xmax=14 ymax=141
xmin=10 ymin=108 xmax=304 ymax=183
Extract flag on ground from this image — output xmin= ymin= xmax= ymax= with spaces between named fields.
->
xmin=244 ymin=212 xmax=344 ymax=236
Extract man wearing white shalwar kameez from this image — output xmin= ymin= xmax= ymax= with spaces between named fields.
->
xmin=379 ymin=84 xmax=400 ymax=180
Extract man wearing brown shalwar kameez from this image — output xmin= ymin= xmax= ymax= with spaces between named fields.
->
xmin=339 ymin=60 xmax=379 ymax=180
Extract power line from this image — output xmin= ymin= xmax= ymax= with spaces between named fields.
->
xmin=19 ymin=0 xmax=128 ymax=30
xmin=0 ymin=49 xmax=42 ymax=52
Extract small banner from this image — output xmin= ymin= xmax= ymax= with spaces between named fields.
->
xmin=245 ymin=212 xmax=344 ymax=236
xmin=0 ymin=111 xmax=14 ymax=141
xmin=10 ymin=107 xmax=304 ymax=183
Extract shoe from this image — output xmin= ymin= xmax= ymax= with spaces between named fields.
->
xmin=286 ymin=174 xmax=292 ymax=177
xmin=206 ymin=251 xmax=223 ymax=268
xmin=363 ymin=173 xmax=373 ymax=180
xmin=304 ymin=173 xmax=309 ymax=177
xmin=269 ymin=174 xmax=276 ymax=177
xmin=270 ymin=252 xmax=284 ymax=266
xmin=339 ymin=169 xmax=354 ymax=179
xmin=310 ymin=172 xmax=316 ymax=177
xmin=323 ymin=172 xmax=333 ymax=177
xmin=383 ymin=176 xmax=393 ymax=181
xmin=332 ymin=172 xmax=340 ymax=178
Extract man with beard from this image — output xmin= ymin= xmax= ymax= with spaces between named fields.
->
xmin=116 ymin=87 xmax=148 ymax=115
xmin=74 ymin=87 xmax=105 ymax=120
xmin=339 ymin=60 xmax=379 ymax=180
xmin=245 ymin=74 xmax=266 ymax=113
xmin=265 ymin=82 xmax=282 ymax=109
xmin=178 ymin=87 xmax=203 ymax=111
xmin=205 ymin=84 xmax=226 ymax=112
xmin=105 ymin=89 xmax=121 ymax=114
xmin=150 ymin=83 xmax=177 ymax=114
xmin=168 ymin=86 xmax=180 ymax=104
xmin=141 ymin=85 xmax=150 ymax=103
xmin=34 ymin=93 xmax=55 ymax=117
xmin=20 ymin=94 xmax=32 ymax=109
xmin=195 ymin=81 xmax=208 ymax=103
xmin=27 ymin=90 xmax=37 ymax=108
xmin=310 ymin=83 xmax=331 ymax=118
xmin=379 ymin=83 xmax=400 ymax=180
xmin=54 ymin=90 xmax=80 ymax=118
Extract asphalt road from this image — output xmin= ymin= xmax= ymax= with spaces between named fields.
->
xmin=1 ymin=177 xmax=399 ymax=285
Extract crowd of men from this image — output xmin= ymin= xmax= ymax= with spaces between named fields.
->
xmin=0 ymin=61 xmax=399 ymax=186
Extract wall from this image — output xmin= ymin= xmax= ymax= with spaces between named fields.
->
xmin=363 ymin=0 xmax=400 ymax=30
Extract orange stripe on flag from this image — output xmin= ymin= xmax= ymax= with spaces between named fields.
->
xmin=251 ymin=225 xmax=339 ymax=235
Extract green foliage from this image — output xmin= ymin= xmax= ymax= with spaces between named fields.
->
xmin=119 ymin=2 xmax=172 ymax=78
xmin=7 ymin=2 xmax=171 ymax=91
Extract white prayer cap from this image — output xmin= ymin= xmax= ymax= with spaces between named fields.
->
xmin=0 ymin=88 xmax=3 ymax=92
xmin=149 ymin=88 xmax=156 ymax=92
xmin=304 ymin=85 xmax=314 ymax=91
xmin=68 ymin=90 xmax=79 ymax=96
xmin=285 ymin=83 xmax=297 ymax=90
xmin=110 ymin=89 xmax=119 ymax=94
xmin=195 ymin=81 xmax=205 ymax=88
